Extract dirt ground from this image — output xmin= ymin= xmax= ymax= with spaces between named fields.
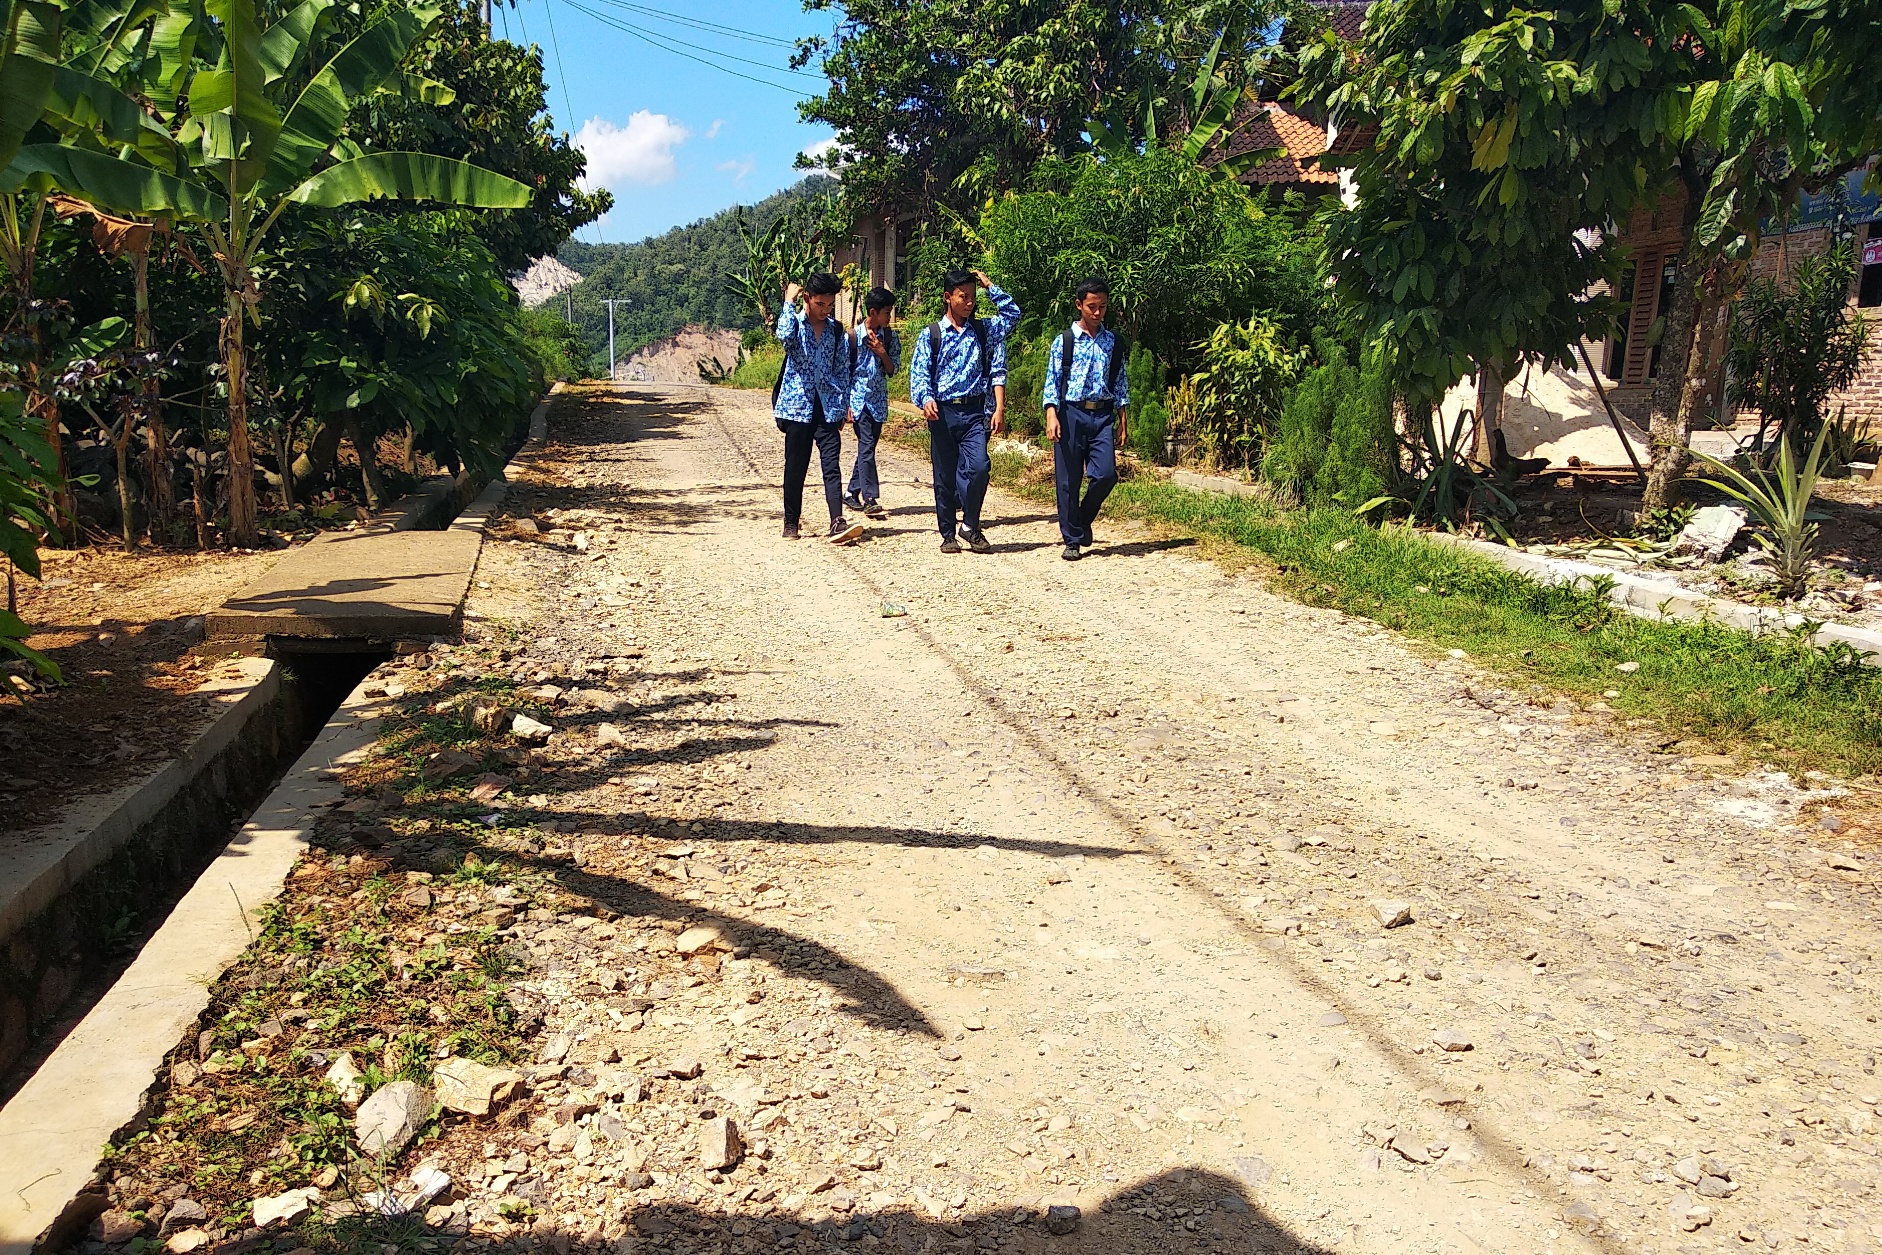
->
xmin=2 ymin=545 xmax=280 ymax=832
xmin=382 ymin=383 xmax=1881 ymax=1255
xmin=77 ymin=382 xmax=1882 ymax=1255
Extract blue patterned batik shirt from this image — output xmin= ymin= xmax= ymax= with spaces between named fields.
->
xmin=1041 ymin=323 xmax=1130 ymax=411
xmin=847 ymin=325 xmax=901 ymax=421
xmin=773 ymin=302 xmax=852 ymax=424
xmin=907 ymin=284 xmax=1022 ymax=410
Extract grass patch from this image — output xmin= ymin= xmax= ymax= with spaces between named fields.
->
xmin=722 ymin=343 xmax=783 ymax=391
xmin=936 ymin=432 xmax=1882 ymax=778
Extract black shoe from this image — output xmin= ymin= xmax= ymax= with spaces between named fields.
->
xmin=782 ymin=523 xmax=800 ymax=540
xmin=842 ymin=491 xmax=866 ymax=512
xmin=1062 ymin=544 xmax=1082 ymax=561
xmin=864 ymin=500 xmax=887 ymax=519
xmin=828 ymin=518 xmax=864 ymax=545
xmin=940 ymin=537 xmax=962 ymax=554
xmin=961 ymin=528 xmax=992 ymax=554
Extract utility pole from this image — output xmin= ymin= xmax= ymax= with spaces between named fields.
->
xmin=601 ymin=298 xmax=621 ymax=382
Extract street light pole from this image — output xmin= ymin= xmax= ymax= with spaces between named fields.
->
xmin=601 ymin=298 xmax=621 ymax=382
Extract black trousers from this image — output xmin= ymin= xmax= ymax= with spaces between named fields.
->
xmin=780 ymin=401 xmax=844 ymax=528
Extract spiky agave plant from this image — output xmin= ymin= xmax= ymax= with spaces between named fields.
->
xmin=1688 ymin=419 xmax=1831 ymax=599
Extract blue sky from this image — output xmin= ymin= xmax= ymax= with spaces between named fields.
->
xmin=498 ymin=0 xmax=839 ymax=246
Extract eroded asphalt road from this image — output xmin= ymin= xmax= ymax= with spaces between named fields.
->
xmin=457 ymin=383 xmax=1882 ymax=1255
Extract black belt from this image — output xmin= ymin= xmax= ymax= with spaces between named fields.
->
xmin=1070 ymin=399 xmax=1114 ymax=414
xmin=938 ymin=394 xmax=985 ymax=410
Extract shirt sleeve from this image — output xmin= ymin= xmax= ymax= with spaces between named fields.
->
xmin=775 ymin=302 xmax=799 ymax=344
xmin=1113 ymin=335 xmax=1130 ymax=409
xmin=986 ymin=284 xmax=1021 ymax=340
xmin=988 ymin=321 xmax=1008 ymax=389
xmin=830 ymin=321 xmax=851 ymax=402
xmin=908 ymin=326 xmax=931 ymax=408
xmin=885 ymin=328 xmax=902 ymax=377
xmin=1042 ymin=332 xmax=1064 ymax=411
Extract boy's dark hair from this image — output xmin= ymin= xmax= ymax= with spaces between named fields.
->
xmin=940 ymin=268 xmax=976 ymax=295
xmin=1075 ymin=275 xmax=1110 ymax=302
xmin=864 ymin=286 xmax=897 ymax=313
xmin=803 ymin=272 xmax=842 ymax=297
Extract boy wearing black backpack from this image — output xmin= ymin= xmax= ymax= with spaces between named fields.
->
xmin=1042 ymin=276 xmax=1129 ymax=561
xmin=842 ymin=287 xmax=900 ymax=520
xmin=774 ymin=274 xmax=862 ymax=544
xmin=907 ymin=269 xmax=1021 ymax=554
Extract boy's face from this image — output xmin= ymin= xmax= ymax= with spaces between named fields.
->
xmin=865 ymin=305 xmax=894 ymax=330
xmin=1076 ymin=292 xmax=1109 ymax=325
xmin=944 ymin=282 xmax=978 ymax=321
xmin=805 ymin=291 xmax=837 ymax=322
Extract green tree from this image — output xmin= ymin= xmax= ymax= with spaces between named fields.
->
xmin=795 ymin=0 xmax=1168 ymax=212
xmin=3 ymin=0 xmax=532 ymax=545
xmin=257 ymin=209 xmax=540 ymax=505
xmin=1726 ymin=238 xmax=1871 ymax=455
xmin=980 ymin=147 xmax=1330 ymax=370
xmin=348 ymin=0 xmax=608 ymax=272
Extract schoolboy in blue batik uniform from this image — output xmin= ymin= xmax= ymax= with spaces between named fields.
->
xmin=1042 ymin=276 xmax=1129 ymax=561
xmin=906 ymin=268 xmax=1020 ymax=554
xmin=842 ymin=287 xmax=900 ymax=520
xmin=774 ymin=272 xmax=861 ymax=544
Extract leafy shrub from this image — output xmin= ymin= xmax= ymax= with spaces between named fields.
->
xmin=1125 ymin=345 xmax=1169 ymax=463
xmin=1263 ymin=339 xmax=1397 ymax=507
xmin=519 ymin=308 xmax=589 ymax=381
xmin=1002 ymin=336 xmax=1051 ymax=440
xmin=980 ymin=148 xmax=1332 ymax=370
xmin=724 ymin=344 xmax=784 ymax=391
xmin=1189 ymin=314 xmax=1304 ymax=469
xmin=1728 ymin=238 xmax=1871 ymax=454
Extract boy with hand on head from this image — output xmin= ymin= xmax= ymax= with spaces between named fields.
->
xmin=907 ymin=268 xmax=1020 ymax=554
xmin=1042 ymin=276 xmax=1128 ymax=561
xmin=843 ymin=287 xmax=900 ymax=520
xmin=774 ymin=272 xmax=862 ymax=544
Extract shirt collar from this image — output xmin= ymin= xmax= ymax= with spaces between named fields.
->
xmin=1072 ymin=322 xmax=1105 ymax=340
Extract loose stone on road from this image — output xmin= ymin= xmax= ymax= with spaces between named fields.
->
xmin=441 ymin=383 xmax=1880 ymax=1253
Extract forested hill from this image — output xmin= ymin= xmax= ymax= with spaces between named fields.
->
xmin=560 ymin=176 xmax=835 ymax=358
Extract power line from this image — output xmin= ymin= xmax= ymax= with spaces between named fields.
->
xmin=557 ymin=0 xmax=815 ymax=92
xmin=541 ymin=0 xmax=580 ymax=133
xmin=581 ymin=0 xmax=796 ymax=48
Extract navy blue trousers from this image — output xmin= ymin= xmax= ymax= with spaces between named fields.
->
xmin=1054 ymin=409 xmax=1118 ymax=547
xmin=848 ymin=410 xmax=883 ymax=503
xmin=928 ymin=399 xmax=990 ymax=540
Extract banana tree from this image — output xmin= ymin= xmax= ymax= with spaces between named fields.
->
xmin=4 ymin=0 xmax=531 ymax=546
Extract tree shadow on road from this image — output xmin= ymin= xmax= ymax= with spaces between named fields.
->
xmin=309 ymin=1165 xmax=1335 ymax=1255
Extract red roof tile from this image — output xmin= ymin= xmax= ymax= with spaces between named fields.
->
xmin=1202 ymin=101 xmax=1339 ymax=191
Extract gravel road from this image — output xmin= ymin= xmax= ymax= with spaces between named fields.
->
xmin=453 ymin=383 xmax=1882 ymax=1255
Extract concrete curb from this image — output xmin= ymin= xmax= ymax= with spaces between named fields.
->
xmin=0 ymin=670 xmax=390 ymax=1255
xmin=1426 ymin=532 xmax=1882 ymax=666
xmin=0 ymin=657 xmax=281 ymax=945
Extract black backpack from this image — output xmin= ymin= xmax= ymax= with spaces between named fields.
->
xmin=927 ymin=317 xmax=991 ymax=402
xmin=1056 ymin=326 xmax=1126 ymax=410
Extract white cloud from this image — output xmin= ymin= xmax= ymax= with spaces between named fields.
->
xmin=799 ymin=136 xmax=845 ymax=167
xmin=576 ymin=111 xmax=690 ymax=191
xmin=705 ymin=119 xmax=724 ymax=141
xmin=717 ymin=158 xmax=756 ymax=185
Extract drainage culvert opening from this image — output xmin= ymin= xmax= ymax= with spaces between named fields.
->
xmin=267 ymin=638 xmax=396 ymax=740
